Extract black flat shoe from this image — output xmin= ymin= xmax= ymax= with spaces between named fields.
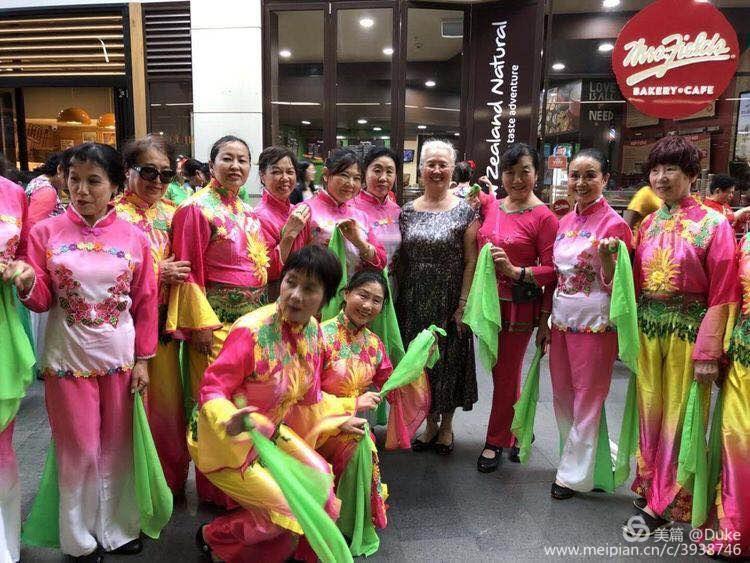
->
xmin=411 ymin=434 xmax=437 ymax=452
xmin=508 ymin=434 xmax=535 ymax=463
xmin=551 ymin=482 xmax=576 ymax=500
xmin=196 ymin=524 xmax=212 ymax=559
xmin=67 ymin=551 xmax=103 ymax=563
xmin=435 ymin=434 xmax=454 ymax=456
xmin=633 ymin=497 xmax=647 ymax=509
xmin=109 ymin=538 xmax=142 ymax=555
xmin=477 ymin=444 xmax=502 ymax=473
xmin=622 ymin=507 xmax=670 ymax=539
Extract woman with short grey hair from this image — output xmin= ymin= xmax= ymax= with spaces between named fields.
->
xmin=396 ymin=139 xmax=479 ymax=455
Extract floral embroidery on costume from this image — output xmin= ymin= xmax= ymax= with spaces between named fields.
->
xmin=0 ymin=234 xmax=19 ymax=263
xmin=557 ymin=248 xmax=597 ymax=296
xmin=55 ymin=265 xmax=132 ymax=328
xmin=642 ymin=247 xmax=680 ymax=294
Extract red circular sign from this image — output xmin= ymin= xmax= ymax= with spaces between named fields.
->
xmin=612 ymin=0 xmax=739 ymax=120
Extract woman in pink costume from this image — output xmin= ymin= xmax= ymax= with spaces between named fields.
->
xmin=549 ymin=149 xmax=632 ymax=499
xmin=167 ymin=135 xmax=278 ymax=507
xmin=354 ymin=148 xmax=402 ymax=278
xmin=628 ymin=135 xmax=739 ymax=536
xmin=115 ymin=134 xmax=191 ymax=496
xmin=280 ymin=148 xmax=386 ymax=274
xmin=12 ymin=142 xmax=158 ymax=562
xmin=700 ymin=231 xmax=750 ymax=559
xmin=0 ymin=176 xmax=33 ymax=563
xmin=253 ymin=146 xmax=298 ymax=299
xmin=190 ymin=246 xmax=365 ymax=563
xmin=475 ymin=143 xmax=558 ymax=472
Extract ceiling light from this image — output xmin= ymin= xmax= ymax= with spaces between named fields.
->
xmin=598 ymin=42 xmax=614 ymax=52
xmin=417 ymin=125 xmax=427 ymax=130
xmin=336 ymin=135 xmax=345 ymax=140
xmin=382 ymin=47 xmax=394 ymax=56
xmin=551 ymin=62 xmax=565 ymax=71
xmin=602 ymin=0 xmax=620 ymax=7
xmin=454 ymin=132 xmax=460 ymax=137
xmin=357 ymin=119 xmax=367 ymax=124
xmin=301 ymin=120 xmax=311 ymax=125
xmin=279 ymin=49 xmax=291 ymax=58
xmin=373 ymin=126 xmax=382 ymax=131
xmin=380 ymin=136 xmax=389 ymax=140
xmin=425 ymin=80 xmax=436 ymax=88
xmin=359 ymin=17 xmax=374 ymax=29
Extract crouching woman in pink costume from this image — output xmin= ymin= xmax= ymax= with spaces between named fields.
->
xmin=189 ymin=246 xmax=366 ymax=563
xmin=9 ymin=142 xmax=158 ymax=562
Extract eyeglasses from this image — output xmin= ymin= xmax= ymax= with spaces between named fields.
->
xmin=133 ymin=165 xmax=175 ymax=184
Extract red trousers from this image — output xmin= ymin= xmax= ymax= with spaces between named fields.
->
xmin=485 ymin=330 xmax=533 ymax=448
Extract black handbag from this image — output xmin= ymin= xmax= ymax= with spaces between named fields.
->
xmin=511 ymin=280 xmax=542 ymax=303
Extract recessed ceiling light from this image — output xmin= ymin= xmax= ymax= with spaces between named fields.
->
xmin=380 ymin=136 xmax=390 ymax=140
xmin=357 ymin=119 xmax=368 ymax=124
xmin=598 ymin=42 xmax=614 ymax=52
xmin=417 ymin=125 xmax=427 ymax=130
xmin=425 ymin=80 xmax=436 ymax=88
xmin=373 ymin=126 xmax=382 ymax=131
xmin=301 ymin=120 xmax=311 ymax=125
xmin=336 ymin=135 xmax=345 ymax=140
xmin=382 ymin=47 xmax=394 ymax=56
xmin=279 ymin=49 xmax=292 ymax=58
xmin=551 ymin=62 xmax=565 ymax=71
xmin=454 ymin=132 xmax=460 ymax=137
xmin=359 ymin=17 xmax=374 ymax=29
xmin=602 ymin=0 xmax=620 ymax=7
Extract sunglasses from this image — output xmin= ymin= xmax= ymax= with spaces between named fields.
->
xmin=133 ymin=165 xmax=175 ymax=184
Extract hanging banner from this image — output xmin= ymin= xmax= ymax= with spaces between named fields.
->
xmin=469 ymin=0 xmax=544 ymax=184
xmin=612 ymin=0 xmax=739 ymax=120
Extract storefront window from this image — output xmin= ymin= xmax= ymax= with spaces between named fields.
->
xmin=268 ymin=9 xmax=325 ymax=165
xmin=541 ymin=0 xmax=750 ymax=210
xmin=0 ymin=88 xmax=18 ymax=167
xmin=148 ymin=80 xmax=193 ymax=157
xmin=403 ymin=7 xmax=464 ymax=187
xmin=335 ymin=7 xmax=393 ymax=157
xmin=22 ymin=86 xmax=117 ymax=169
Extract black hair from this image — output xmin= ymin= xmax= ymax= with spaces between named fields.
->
xmin=710 ymin=174 xmax=735 ymax=194
xmin=325 ymin=148 xmax=362 ymax=177
xmin=363 ymin=147 xmax=401 ymax=174
xmin=122 ymin=134 xmax=177 ymax=170
xmin=344 ymin=269 xmax=389 ymax=305
xmin=33 ymin=152 xmax=63 ymax=176
xmin=280 ymin=245 xmax=343 ymax=305
xmin=209 ymin=135 xmax=250 ymax=163
xmin=500 ymin=143 xmax=540 ymax=173
xmin=258 ymin=146 xmax=298 ymax=176
xmin=297 ymin=160 xmax=315 ymax=190
xmin=183 ymin=158 xmax=205 ymax=178
xmin=571 ymin=148 xmax=610 ymax=175
xmin=453 ymin=161 xmax=474 ymax=183
xmin=63 ymin=142 xmax=125 ymax=190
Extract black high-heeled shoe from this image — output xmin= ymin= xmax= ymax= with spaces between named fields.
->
xmin=551 ymin=482 xmax=575 ymax=500
xmin=109 ymin=538 xmax=142 ymax=555
xmin=434 ymin=433 xmax=454 ymax=456
xmin=411 ymin=433 xmax=438 ymax=452
xmin=477 ymin=444 xmax=502 ymax=473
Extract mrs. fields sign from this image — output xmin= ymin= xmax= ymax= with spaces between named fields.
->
xmin=612 ymin=0 xmax=739 ymax=119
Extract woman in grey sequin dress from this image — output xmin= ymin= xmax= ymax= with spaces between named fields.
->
xmin=396 ymin=139 xmax=479 ymax=455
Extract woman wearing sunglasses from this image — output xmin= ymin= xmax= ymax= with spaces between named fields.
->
xmin=166 ymin=135 xmax=278 ymax=507
xmin=114 ymin=134 xmax=191 ymax=497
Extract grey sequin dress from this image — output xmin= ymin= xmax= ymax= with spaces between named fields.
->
xmin=396 ymin=199 xmax=477 ymax=413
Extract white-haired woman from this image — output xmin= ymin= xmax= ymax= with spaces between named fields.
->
xmin=396 ymin=139 xmax=479 ymax=455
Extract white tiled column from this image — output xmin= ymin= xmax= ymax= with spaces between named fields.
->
xmin=190 ymin=0 xmax=263 ymax=193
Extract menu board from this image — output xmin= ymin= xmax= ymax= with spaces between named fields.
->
xmin=735 ymin=92 xmax=750 ymax=161
xmin=622 ymin=133 xmax=711 ymax=176
xmin=675 ymin=101 xmax=716 ymax=121
xmin=625 ymin=103 xmax=659 ymax=128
